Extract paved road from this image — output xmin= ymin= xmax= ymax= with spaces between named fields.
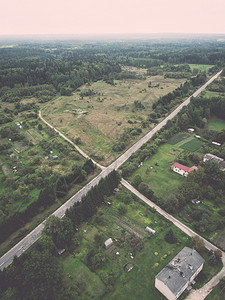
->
xmin=121 ymin=179 xmax=225 ymax=300
xmin=0 ymin=70 xmax=222 ymax=271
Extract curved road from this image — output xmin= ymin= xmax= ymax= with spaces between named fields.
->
xmin=0 ymin=70 xmax=222 ymax=271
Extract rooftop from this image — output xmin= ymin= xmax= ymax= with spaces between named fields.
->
xmin=155 ymin=247 xmax=204 ymax=296
xmin=171 ymin=162 xmax=194 ymax=173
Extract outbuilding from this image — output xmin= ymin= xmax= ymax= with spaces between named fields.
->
xmin=145 ymin=226 xmax=156 ymax=235
xmin=104 ymin=238 xmax=113 ymax=249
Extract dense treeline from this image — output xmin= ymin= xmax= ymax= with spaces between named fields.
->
xmin=0 ymin=170 xmax=120 ymax=300
xmin=0 ymin=46 xmax=121 ymax=102
xmin=66 ymin=170 xmax=120 ymax=228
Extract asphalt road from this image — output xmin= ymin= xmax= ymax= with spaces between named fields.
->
xmin=0 ymin=70 xmax=222 ymax=271
xmin=121 ymin=179 xmax=225 ymax=300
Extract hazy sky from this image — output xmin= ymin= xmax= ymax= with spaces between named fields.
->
xmin=1 ymin=0 xmax=225 ymax=35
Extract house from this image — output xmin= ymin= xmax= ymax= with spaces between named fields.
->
xmin=171 ymin=162 xmax=194 ymax=177
xmin=203 ymin=153 xmax=224 ymax=164
xmin=155 ymin=247 xmax=204 ymax=300
xmin=145 ymin=226 xmax=156 ymax=235
xmin=187 ymin=128 xmax=195 ymax=133
xmin=104 ymin=238 xmax=113 ymax=249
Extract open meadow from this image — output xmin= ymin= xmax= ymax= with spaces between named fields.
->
xmin=43 ymin=72 xmax=185 ymax=165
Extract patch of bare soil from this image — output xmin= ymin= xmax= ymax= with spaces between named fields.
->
xmin=24 ymin=131 xmax=37 ymax=145
xmin=2 ymin=165 xmax=10 ymax=175
xmin=112 ymin=216 xmax=144 ymax=239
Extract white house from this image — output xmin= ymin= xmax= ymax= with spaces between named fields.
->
xmin=203 ymin=153 xmax=224 ymax=163
xmin=155 ymin=247 xmax=204 ymax=300
xmin=145 ymin=226 xmax=156 ymax=235
xmin=171 ymin=162 xmax=194 ymax=177
xmin=212 ymin=141 xmax=221 ymax=146
xmin=104 ymin=238 xmax=113 ymax=249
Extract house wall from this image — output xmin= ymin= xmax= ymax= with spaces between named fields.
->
xmin=155 ymin=278 xmax=176 ymax=300
xmin=190 ymin=263 xmax=204 ymax=282
xmin=172 ymin=166 xmax=188 ymax=177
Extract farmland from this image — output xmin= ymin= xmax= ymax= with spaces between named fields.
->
xmin=43 ymin=73 xmax=186 ymax=165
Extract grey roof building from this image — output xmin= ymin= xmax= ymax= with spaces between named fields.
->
xmin=203 ymin=153 xmax=224 ymax=163
xmin=155 ymin=247 xmax=204 ymax=300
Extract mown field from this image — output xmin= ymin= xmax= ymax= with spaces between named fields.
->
xmin=208 ymin=117 xmax=225 ymax=131
xmin=43 ymin=71 xmax=185 ymax=165
xmin=129 ymin=142 xmax=191 ymax=198
xmin=61 ymin=187 xmax=221 ymax=300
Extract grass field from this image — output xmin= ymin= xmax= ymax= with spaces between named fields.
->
xmin=208 ymin=118 xmax=225 ymax=131
xmin=189 ymin=64 xmax=214 ymax=73
xmin=130 ymin=143 xmax=185 ymax=198
xmin=43 ymin=73 xmax=185 ymax=165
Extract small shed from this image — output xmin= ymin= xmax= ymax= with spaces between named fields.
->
xmin=212 ymin=141 xmax=221 ymax=146
xmin=58 ymin=248 xmax=65 ymax=255
xmin=187 ymin=128 xmax=195 ymax=133
xmin=123 ymin=263 xmax=133 ymax=272
xmin=195 ymin=135 xmax=201 ymax=139
xmin=145 ymin=226 xmax=156 ymax=235
xmin=53 ymin=155 xmax=58 ymax=160
xmin=104 ymin=238 xmax=113 ymax=249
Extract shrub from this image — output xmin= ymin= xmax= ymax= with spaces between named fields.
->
xmin=164 ymin=229 xmax=177 ymax=244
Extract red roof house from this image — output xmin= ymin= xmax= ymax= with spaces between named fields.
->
xmin=171 ymin=162 xmax=194 ymax=177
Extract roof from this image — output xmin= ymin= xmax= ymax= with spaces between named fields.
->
xmin=155 ymin=247 xmax=204 ymax=296
xmin=104 ymin=238 xmax=113 ymax=247
xmin=204 ymin=153 xmax=224 ymax=163
xmin=171 ymin=162 xmax=194 ymax=173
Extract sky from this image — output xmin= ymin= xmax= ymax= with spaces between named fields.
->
xmin=1 ymin=0 xmax=225 ymax=36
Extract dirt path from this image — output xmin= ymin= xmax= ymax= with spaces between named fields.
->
xmin=112 ymin=216 xmax=144 ymax=239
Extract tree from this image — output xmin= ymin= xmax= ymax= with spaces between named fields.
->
xmin=187 ymin=167 xmax=204 ymax=186
xmin=138 ymin=182 xmax=154 ymax=199
xmin=164 ymin=195 xmax=179 ymax=213
xmin=177 ymin=182 xmax=201 ymax=206
xmin=38 ymin=124 xmax=43 ymax=130
xmin=20 ymin=247 xmax=63 ymax=300
xmin=94 ymin=233 xmax=105 ymax=247
xmin=164 ymin=229 xmax=176 ymax=244
xmin=43 ymin=215 xmax=74 ymax=248
xmin=191 ymin=236 xmax=205 ymax=253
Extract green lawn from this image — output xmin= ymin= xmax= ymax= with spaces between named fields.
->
xmin=189 ymin=64 xmax=214 ymax=73
xmin=205 ymin=284 xmax=225 ymax=300
xmin=208 ymin=118 xmax=225 ymax=131
xmin=130 ymin=143 xmax=184 ymax=198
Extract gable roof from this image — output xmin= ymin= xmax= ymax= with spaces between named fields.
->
xmin=155 ymin=247 xmax=204 ymax=296
xmin=171 ymin=162 xmax=194 ymax=173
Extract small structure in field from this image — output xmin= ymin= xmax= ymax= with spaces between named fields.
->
xmin=187 ymin=128 xmax=195 ymax=133
xmin=195 ymin=135 xmax=201 ymax=139
xmin=171 ymin=162 xmax=194 ymax=177
xmin=145 ymin=226 xmax=156 ymax=235
xmin=53 ymin=155 xmax=58 ymax=160
xmin=10 ymin=153 xmax=15 ymax=158
xmin=104 ymin=238 xmax=113 ymax=249
xmin=58 ymin=248 xmax=65 ymax=256
xmin=203 ymin=153 xmax=223 ymax=163
xmin=123 ymin=263 xmax=133 ymax=272
xmin=212 ymin=141 xmax=221 ymax=146
xmin=155 ymin=247 xmax=204 ymax=300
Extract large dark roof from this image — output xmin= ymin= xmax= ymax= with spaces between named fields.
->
xmin=155 ymin=247 xmax=204 ymax=296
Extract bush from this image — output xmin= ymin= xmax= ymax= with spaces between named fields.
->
xmin=164 ymin=229 xmax=177 ymax=244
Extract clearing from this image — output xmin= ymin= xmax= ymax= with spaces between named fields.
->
xmin=43 ymin=73 xmax=185 ymax=165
